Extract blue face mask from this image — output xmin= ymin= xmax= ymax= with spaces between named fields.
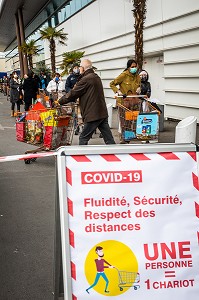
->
xmin=55 ymin=77 xmax=59 ymax=82
xmin=130 ymin=67 xmax=137 ymax=74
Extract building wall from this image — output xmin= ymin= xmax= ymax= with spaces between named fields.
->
xmin=43 ymin=0 xmax=199 ymax=120
xmin=0 ymin=57 xmax=6 ymax=72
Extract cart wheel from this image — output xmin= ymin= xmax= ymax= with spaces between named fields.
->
xmin=24 ymin=159 xmax=31 ymax=164
xmin=119 ymin=287 xmax=123 ymax=291
xmin=134 ymin=286 xmax=137 ymax=290
xmin=31 ymin=158 xmax=37 ymax=162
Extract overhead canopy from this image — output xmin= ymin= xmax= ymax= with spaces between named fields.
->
xmin=0 ymin=0 xmax=50 ymax=52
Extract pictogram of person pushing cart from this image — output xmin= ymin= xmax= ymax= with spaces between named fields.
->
xmin=86 ymin=246 xmax=114 ymax=294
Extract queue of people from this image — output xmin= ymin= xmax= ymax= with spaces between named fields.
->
xmin=1 ymin=58 xmax=160 ymax=145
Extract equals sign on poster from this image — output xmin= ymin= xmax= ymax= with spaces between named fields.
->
xmin=165 ymin=271 xmax=176 ymax=278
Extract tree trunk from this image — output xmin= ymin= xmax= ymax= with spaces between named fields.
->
xmin=133 ymin=0 xmax=146 ymax=71
xmin=50 ymin=38 xmax=56 ymax=75
xmin=28 ymin=55 xmax=33 ymax=70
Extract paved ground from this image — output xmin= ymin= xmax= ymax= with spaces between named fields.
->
xmin=0 ymin=93 xmax=198 ymax=300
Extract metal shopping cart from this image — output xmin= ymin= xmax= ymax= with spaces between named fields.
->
xmin=116 ymin=268 xmax=140 ymax=291
xmin=117 ymin=95 xmax=160 ymax=143
xmin=16 ymin=103 xmax=76 ymax=164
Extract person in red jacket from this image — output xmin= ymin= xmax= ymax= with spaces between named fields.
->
xmin=58 ymin=59 xmax=115 ymax=145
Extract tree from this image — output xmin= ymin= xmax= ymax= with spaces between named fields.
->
xmin=39 ymin=26 xmax=68 ymax=75
xmin=59 ymin=50 xmax=85 ymax=76
xmin=33 ymin=60 xmax=51 ymax=77
xmin=132 ymin=0 xmax=147 ymax=71
xmin=20 ymin=39 xmax=40 ymax=70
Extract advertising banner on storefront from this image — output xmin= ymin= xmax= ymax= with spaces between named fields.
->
xmin=56 ymin=144 xmax=199 ymax=300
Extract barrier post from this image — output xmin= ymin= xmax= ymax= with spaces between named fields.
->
xmin=53 ymin=161 xmax=64 ymax=299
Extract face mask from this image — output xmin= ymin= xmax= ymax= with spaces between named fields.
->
xmin=130 ymin=67 xmax=137 ymax=74
xmin=14 ymin=74 xmax=18 ymax=78
xmin=74 ymin=69 xmax=79 ymax=74
xmin=141 ymin=76 xmax=147 ymax=82
xmin=55 ymin=77 xmax=59 ymax=82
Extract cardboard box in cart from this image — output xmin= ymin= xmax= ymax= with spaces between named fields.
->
xmin=136 ymin=112 xmax=159 ymax=139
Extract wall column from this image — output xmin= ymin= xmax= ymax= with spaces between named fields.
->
xmin=15 ymin=12 xmax=24 ymax=77
xmin=18 ymin=7 xmax=28 ymax=75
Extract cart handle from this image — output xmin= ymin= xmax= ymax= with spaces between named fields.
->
xmin=116 ymin=95 xmax=147 ymax=98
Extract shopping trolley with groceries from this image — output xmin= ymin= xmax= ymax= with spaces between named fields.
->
xmin=15 ymin=91 xmax=77 ymax=164
xmin=116 ymin=94 xmax=160 ymax=143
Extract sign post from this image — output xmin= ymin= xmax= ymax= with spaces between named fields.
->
xmin=55 ymin=143 xmax=199 ymax=300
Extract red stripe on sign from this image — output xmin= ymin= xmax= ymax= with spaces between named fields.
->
xmin=195 ymin=202 xmax=199 ymax=218
xmin=129 ymin=153 xmax=150 ymax=160
xmin=71 ymin=155 xmax=91 ymax=162
xmin=72 ymin=295 xmax=77 ymax=300
xmin=192 ymin=173 xmax=199 ymax=191
xmin=188 ymin=151 xmax=197 ymax=161
xmin=197 ymin=232 xmax=199 ymax=245
xmin=158 ymin=152 xmax=180 ymax=160
xmin=100 ymin=154 xmax=121 ymax=161
xmin=68 ymin=198 xmax=73 ymax=216
xmin=71 ymin=261 xmax=76 ymax=280
xmin=66 ymin=167 xmax=72 ymax=185
xmin=69 ymin=229 xmax=75 ymax=248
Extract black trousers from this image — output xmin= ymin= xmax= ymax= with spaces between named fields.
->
xmin=11 ymin=101 xmax=20 ymax=111
xmin=79 ymin=118 xmax=115 ymax=145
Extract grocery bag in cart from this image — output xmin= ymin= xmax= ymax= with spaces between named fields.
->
xmin=40 ymin=107 xmax=74 ymax=150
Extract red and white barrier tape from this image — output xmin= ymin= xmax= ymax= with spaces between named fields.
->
xmin=0 ymin=151 xmax=57 ymax=162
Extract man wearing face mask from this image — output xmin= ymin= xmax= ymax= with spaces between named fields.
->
xmin=46 ymin=73 xmax=65 ymax=106
xmin=65 ymin=63 xmax=80 ymax=93
xmin=110 ymin=59 xmax=141 ymax=108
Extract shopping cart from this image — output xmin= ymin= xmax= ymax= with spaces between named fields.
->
xmin=16 ymin=103 xmax=76 ymax=164
xmin=117 ymin=95 xmax=160 ymax=143
xmin=116 ymin=268 xmax=140 ymax=291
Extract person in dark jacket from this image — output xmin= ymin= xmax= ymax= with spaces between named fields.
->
xmin=139 ymin=69 xmax=162 ymax=113
xmin=58 ymin=59 xmax=115 ymax=145
xmin=9 ymin=72 xmax=22 ymax=116
xmin=65 ymin=63 xmax=80 ymax=92
xmin=22 ymin=70 xmax=38 ymax=111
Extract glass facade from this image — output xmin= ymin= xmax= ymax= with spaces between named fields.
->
xmin=5 ymin=0 xmax=94 ymax=66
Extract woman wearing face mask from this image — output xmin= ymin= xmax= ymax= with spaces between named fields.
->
xmin=139 ymin=69 xmax=162 ymax=113
xmin=9 ymin=72 xmax=22 ymax=117
xmin=46 ymin=73 xmax=65 ymax=106
xmin=110 ymin=59 xmax=141 ymax=109
xmin=65 ymin=63 xmax=80 ymax=93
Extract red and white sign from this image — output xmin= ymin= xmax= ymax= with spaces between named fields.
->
xmin=59 ymin=150 xmax=199 ymax=300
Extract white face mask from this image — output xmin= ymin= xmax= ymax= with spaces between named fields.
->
xmin=14 ymin=74 xmax=18 ymax=78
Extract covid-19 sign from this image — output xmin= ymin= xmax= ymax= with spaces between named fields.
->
xmin=57 ymin=146 xmax=199 ymax=300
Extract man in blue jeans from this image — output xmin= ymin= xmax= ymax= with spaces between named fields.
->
xmin=58 ymin=59 xmax=115 ymax=145
xmin=86 ymin=246 xmax=114 ymax=294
